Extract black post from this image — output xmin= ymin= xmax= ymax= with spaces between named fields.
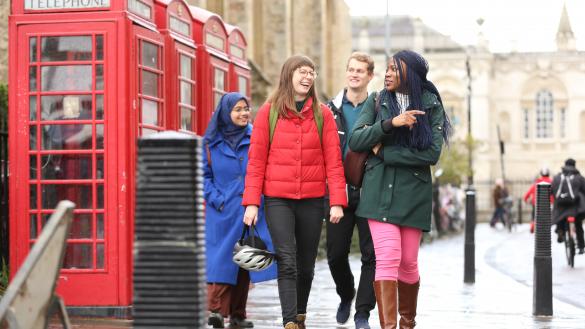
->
xmin=464 ymin=187 xmax=476 ymax=284
xmin=133 ymin=132 xmax=206 ymax=328
xmin=465 ymin=55 xmax=473 ymax=187
xmin=517 ymin=197 xmax=523 ymax=225
xmin=533 ymin=182 xmax=553 ymax=316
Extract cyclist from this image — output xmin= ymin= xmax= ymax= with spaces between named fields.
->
xmin=551 ymin=158 xmax=585 ymax=254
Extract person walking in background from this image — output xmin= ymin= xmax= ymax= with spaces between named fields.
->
xmin=489 ymin=178 xmax=509 ymax=228
xmin=242 ymin=55 xmax=347 ymax=329
xmin=326 ymin=52 xmax=376 ymax=329
xmin=551 ymin=158 xmax=585 ymax=254
xmin=203 ymin=92 xmax=277 ymax=329
xmin=523 ymin=167 xmax=552 ymax=233
xmin=349 ymin=50 xmax=451 ymax=328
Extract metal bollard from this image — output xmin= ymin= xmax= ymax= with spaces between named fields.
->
xmin=133 ymin=132 xmax=206 ymax=328
xmin=517 ymin=197 xmax=523 ymax=224
xmin=464 ymin=187 xmax=476 ymax=284
xmin=533 ymin=182 xmax=553 ymax=316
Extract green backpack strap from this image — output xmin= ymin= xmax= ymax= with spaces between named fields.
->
xmin=268 ymin=103 xmax=323 ymax=145
xmin=269 ymin=104 xmax=279 ymax=144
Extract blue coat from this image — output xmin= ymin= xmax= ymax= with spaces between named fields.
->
xmin=204 ymin=125 xmax=277 ymax=284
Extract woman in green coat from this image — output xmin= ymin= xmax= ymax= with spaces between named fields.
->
xmin=348 ymin=50 xmax=451 ymax=329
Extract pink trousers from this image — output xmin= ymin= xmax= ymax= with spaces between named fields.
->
xmin=368 ymin=220 xmax=422 ymax=284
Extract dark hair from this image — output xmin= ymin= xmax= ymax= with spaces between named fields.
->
xmin=382 ymin=50 xmax=451 ymax=150
xmin=565 ymin=158 xmax=576 ymax=167
xmin=268 ymin=55 xmax=321 ymax=118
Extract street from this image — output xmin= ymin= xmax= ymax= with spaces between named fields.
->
xmin=245 ymin=223 xmax=585 ymax=328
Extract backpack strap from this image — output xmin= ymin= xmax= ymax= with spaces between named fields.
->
xmin=269 ymin=103 xmax=323 ymax=145
xmin=269 ymin=104 xmax=279 ymax=144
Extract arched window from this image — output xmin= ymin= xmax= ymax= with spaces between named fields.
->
xmin=535 ymin=90 xmax=553 ymax=138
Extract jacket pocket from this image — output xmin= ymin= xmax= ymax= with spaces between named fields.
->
xmin=408 ymin=167 xmax=431 ymax=183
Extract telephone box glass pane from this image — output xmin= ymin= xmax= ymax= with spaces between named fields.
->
xmin=214 ymin=68 xmax=225 ymax=90
xmin=41 ymin=95 xmax=92 ymax=121
xmin=29 ymin=185 xmax=37 ymax=210
xmin=142 ymin=128 xmax=157 ymax=136
xmin=29 ymin=96 xmax=37 ymax=121
xmin=142 ymin=71 xmax=159 ymax=97
xmin=97 ymin=214 xmax=104 ymax=239
xmin=42 ymin=184 xmax=92 ymax=210
xmin=180 ymin=107 xmax=192 ymax=131
xmin=29 ymin=155 xmax=37 ymax=179
xmin=180 ymin=81 xmax=191 ymax=105
xmin=41 ymin=65 xmax=92 ymax=91
xmin=238 ymin=76 xmax=248 ymax=95
xmin=180 ymin=55 xmax=191 ymax=79
xmin=63 ymin=244 xmax=92 ymax=269
xmin=96 ymin=244 xmax=105 ymax=269
xmin=30 ymin=214 xmax=38 ymax=239
xmin=96 ymin=124 xmax=104 ymax=149
xmin=41 ymin=154 xmax=92 ymax=180
xmin=42 ymin=124 xmax=93 ymax=150
xmin=142 ymin=42 xmax=159 ymax=69
xmin=214 ymin=92 xmax=223 ymax=110
xmin=96 ymin=65 xmax=104 ymax=90
xmin=68 ymin=214 xmax=92 ymax=239
xmin=96 ymin=35 xmax=104 ymax=61
xmin=29 ymin=126 xmax=37 ymax=150
xmin=96 ymin=95 xmax=104 ymax=120
xmin=96 ymin=154 xmax=104 ymax=179
xmin=41 ymin=36 xmax=92 ymax=62
xmin=29 ymin=37 xmax=37 ymax=62
xmin=97 ymin=184 xmax=104 ymax=209
xmin=141 ymin=99 xmax=158 ymax=126
xmin=29 ymin=67 xmax=37 ymax=91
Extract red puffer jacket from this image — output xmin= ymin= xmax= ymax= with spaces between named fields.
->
xmin=243 ymin=97 xmax=347 ymax=207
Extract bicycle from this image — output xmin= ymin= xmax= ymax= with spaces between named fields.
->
xmin=564 ymin=216 xmax=577 ymax=268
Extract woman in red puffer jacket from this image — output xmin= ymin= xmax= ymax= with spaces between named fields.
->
xmin=242 ymin=55 xmax=347 ymax=329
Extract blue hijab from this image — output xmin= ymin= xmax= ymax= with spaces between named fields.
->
xmin=203 ymin=92 xmax=250 ymax=150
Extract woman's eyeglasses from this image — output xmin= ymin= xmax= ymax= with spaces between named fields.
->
xmin=297 ymin=69 xmax=318 ymax=79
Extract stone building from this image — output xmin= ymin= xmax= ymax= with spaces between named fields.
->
xmin=0 ymin=0 xmax=9 ymax=85
xmin=353 ymin=3 xmax=585 ymax=210
xmin=187 ymin=0 xmax=352 ymax=107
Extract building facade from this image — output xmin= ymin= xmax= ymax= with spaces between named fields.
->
xmin=186 ymin=0 xmax=352 ymax=107
xmin=0 ymin=0 xmax=9 ymax=84
xmin=353 ymin=4 xmax=585 ymax=210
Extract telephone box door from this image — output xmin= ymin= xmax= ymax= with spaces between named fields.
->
xmin=15 ymin=22 xmax=120 ymax=305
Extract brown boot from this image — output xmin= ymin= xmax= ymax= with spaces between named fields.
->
xmin=398 ymin=280 xmax=420 ymax=329
xmin=374 ymin=280 xmax=398 ymax=329
xmin=284 ymin=322 xmax=298 ymax=329
xmin=296 ymin=314 xmax=306 ymax=329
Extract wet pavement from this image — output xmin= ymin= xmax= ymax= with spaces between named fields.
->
xmin=50 ymin=223 xmax=585 ymax=328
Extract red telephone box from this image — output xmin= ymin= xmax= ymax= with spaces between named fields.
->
xmin=154 ymin=0 xmax=197 ymax=134
xmin=225 ymin=24 xmax=251 ymax=100
xmin=189 ymin=6 xmax=229 ymax=134
xmin=8 ymin=0 xmax=167 ymax=311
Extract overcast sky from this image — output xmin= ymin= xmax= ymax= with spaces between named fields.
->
xmin=344 ymin=0 xmax=585 ymax=53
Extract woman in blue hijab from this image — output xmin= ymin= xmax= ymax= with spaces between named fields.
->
xmin=203 ymin=92 xmax=277 ymax=329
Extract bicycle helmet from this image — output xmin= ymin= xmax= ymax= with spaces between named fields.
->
xmin=232 ymin=226 xmax=275 ymax=271
xmin=540 ymin=167 xmax=550 ymax=177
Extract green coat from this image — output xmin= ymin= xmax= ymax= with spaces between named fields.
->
xmin=348 ymin=91 xmax=445 ymax=231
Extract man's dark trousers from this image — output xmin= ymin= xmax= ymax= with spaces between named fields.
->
xmin=326 ymin=202 xmax=376 ymax=320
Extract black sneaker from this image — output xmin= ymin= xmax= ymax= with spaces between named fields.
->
xmin=354 ymin=316 xmax=371 ymax=329
xmin=336 ymin=289 xmax=355 ymax=324
xmin=208 ymin=312 xmax=224 ymax=328
xmin=578 ymin=248 xmax=585 ymax=255
xmin=230 ymin=316 xmax=254 ymax=328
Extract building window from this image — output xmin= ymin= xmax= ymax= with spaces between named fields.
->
xmin=535 ymin=90 xmax=553 ymax=139
xmin=523 ymin=108 xmax=530 ymax=139
xmin=560 ymin=108 xmax=566 ymax=139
